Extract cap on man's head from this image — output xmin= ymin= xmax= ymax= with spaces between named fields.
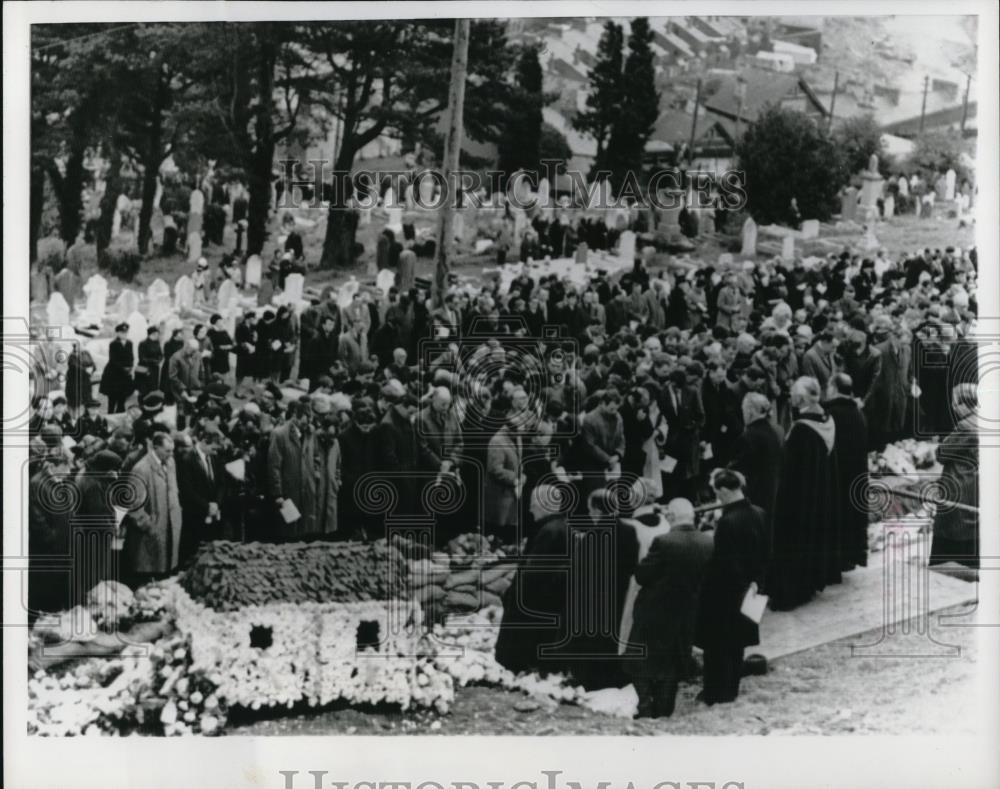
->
xmin=115 ymin=322 xmax=129 ymax=333
xmin=142 ymin=391 xmax=165 ymax=412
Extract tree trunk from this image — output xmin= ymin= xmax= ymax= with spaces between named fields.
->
xmin=247 ymin=148 xmax=274 ymax=256
xmin=30 ymin=165 xmax=45 ymax=263
xmin=138 ymin=77 xmax=166 ymax=255
xmin=57 ymin=147 xmax=87 ymax=245
xmin=96 ymin=154 xmax=122 ymax=257
xmin=320 ymin=147 xmax=359 ymax=269
xmin=433 ymin=19 xmax=471 ymax=309
xmin=137 ymin=165 xmax=160 ymax=256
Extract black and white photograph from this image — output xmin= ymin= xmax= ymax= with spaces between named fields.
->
xmin=3 ymin=2 xmax=998 ymax=788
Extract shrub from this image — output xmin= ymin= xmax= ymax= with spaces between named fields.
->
xmin=98 ymin=245 xmax=142 ymax=283
xmin=38 ymin=237 xmax=67 ymax=274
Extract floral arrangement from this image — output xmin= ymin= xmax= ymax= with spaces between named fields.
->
xmin=869 ymin=439 xmax=939 ymax=476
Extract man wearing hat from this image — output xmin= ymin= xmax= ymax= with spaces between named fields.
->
xmin=169 ymin=338 xmax=205 ymax=430
xmin=136 ymin=326 xmax=164 ymax=398
xmin=76 ymin=396 xmax=110 ymax=441
xmin=127 ymin=432 xmax=184 ymax=584
xmin=100 ymin=322 xmax=136 ymax=414
xmin=312 ymin=393 xmax=343 ymax=537
xmin=74 ymin=449 xmax=124 ymax=589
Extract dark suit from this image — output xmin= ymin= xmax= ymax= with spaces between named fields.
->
xmin=866 ymin=339 xmax=912 ymax=448
xmin=176 ymin=447 xmax=222 ymax=561
xmin=625 ymin=524 xmax=713 ymax=717
xmin=658 ymin=383 xmax=705 ymax=499
xmin=696 ymin=498 xmax=768 ymax=704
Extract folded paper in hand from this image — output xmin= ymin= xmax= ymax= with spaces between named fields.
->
xmin=740 ymin=583 xmax=768 ymax=624
xmin=279 ymin=498 xmax=301 ymax=524
xmin=658 ymin=454 xmax=678 ymax=474
xmin=225 ymin=458 xmax=246 ymax=481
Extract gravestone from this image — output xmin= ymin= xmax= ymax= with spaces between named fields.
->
xmin=883 ymin=195 xmax=895 ymax=219
xmin=740 ymin=217 xmax=758 ymax=257
xmin=575 ymin=242 xmax=589 ymax=265
xmin=862 ymin=224 xmax=879 ymax=251
xmin=800 ymin=219 xmax=820 ymax=239
xmin=46 ymin=292 xmax=71 ymax=327
xmin=618 ymin=230 xmax=637 ymax=265
xmin=781 ymin=235 xmax=795 ymax=262
xmin=945 ymin=169 xmax=956 ymax=201
xmin=174 ymin=276 xmax=195 ymax=311
xmin=147 ymin=279 xmax=173 ymax=325
xmin=284 ymin=273 xmax=305 ymax=303
xmin=82 ymin=274 xmax=109 ymax=323
xmin=217 ymin=279 xmax=239 ymax=311
xmin=126 ymin=311 xmax=148 ymax=349
xmin=537 ymin=177 xmax=550 ymax=208
xmin=841 ymin=187 xmax=859 ymax=221
xmin=376 ymin=268 xmax=396 ymax=296
xmin=417 ymin=174 xmax=436 ymax=206
xmin=115 ymin=289 xmax=140 ymax=321
xmin=245 ymin=255 xmax=263 ymax=288
xmin=718 ymin=253 xmax=734 ymax=268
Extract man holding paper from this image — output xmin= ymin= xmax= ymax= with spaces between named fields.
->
xmin=696 ymin=469 xmax=769 ymax=706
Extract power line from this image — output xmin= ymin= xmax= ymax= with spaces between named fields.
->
xmin=33 ymin=23 xmax=144 ymax=53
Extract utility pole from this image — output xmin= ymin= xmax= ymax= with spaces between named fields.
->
xmin=688 ymin=78 xmax=702 ymax=164
xmin=918 ymin=74 xmax=929 ymax=135
xmin=434 ymin=18 xmax=471 ymax=310
xmin=827 ymin=70 xmax=839 ymax=132
xmin=960 ymin=72 xmax=972 ymax=133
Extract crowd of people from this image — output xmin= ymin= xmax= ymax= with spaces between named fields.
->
xmin=28 ymin=223 xmax=980 ymax=714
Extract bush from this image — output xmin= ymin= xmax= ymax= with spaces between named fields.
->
xmin=832 ymin=114 xmax=886 ymax=178
xmin=98 ymin=245 xmax=142 ymax=283
xmin=203 ymin=204 xmax=226 ymax=246
xmin=736 ymin=107 xmax=843 ymax=225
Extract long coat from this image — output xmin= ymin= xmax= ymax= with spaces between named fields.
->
xmin=625 ymin=524 xmax=714 ymax=679
xmin=175 ymin=447 xmax=222 ymax=559
xmin=377 ymin=406 xmax=420 ymax=516
xmin=267 ymin=422 xmax=318 ymax=536
xmin=28 ymin=467 xmax=74 ymax=616
xmin=494 ymin=513 xmax=571 ymax=675
xmin=485 ymin=427 xmax=523 ymax=528
xmin=126 ymin=452 xmax=183 ymax=575
xmin=658 ymin=384 xmax=705 ymax=480
xmin=99 ymin=339 xmax=134 ymax=401
xmin=825 ymin=395 xmax=870 ymax=570
xmin=866 ymin=339 xmax=912 ymax=433
xmin=728 ymin=416 xmax=783 ymax=529
xmin=315 ymin=439 xmax=342 ymax=535
xmin=695 ymin=499 xmax=769 ymax=652
xmin=66 ymin=348 xmax=96 ymax=410
xmin=135 ymin=339 xmax=164 ymax=397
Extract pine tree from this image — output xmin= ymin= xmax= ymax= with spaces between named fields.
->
xmin=605 ymin=17 xmax=660 ymax=194
xmin=572 ymin=20 xmax=624 ymax=176
xmin=498 ymin=44 xmax=545 ymax=185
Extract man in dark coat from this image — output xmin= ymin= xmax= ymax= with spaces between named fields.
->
xmin=769 ymin=377 xmax=841 ymax=611
xmin=495 ymin=483 xmax=572 ymax=676
xmin=866 ymin=316 xmax=913 ymax=451
xmin=696 ymin=469 xmax=769 ymax=705
xmin=824 ymin=373 xmax=869 ymax=570
xmin=728 ymin=392 xmax=783 ymax=532
xmin=136 ymin=326 xmax=164 ymax=398
xmin=658 ymin=368 xmax=705 ymax=502
xmin=65 ymin=346 xmax=96 ymax=414
xmin=377 ymin=392 xmax=421 ymax=516
xmin=234 ymin=312 xmax=259 ymax=392
xmin=300 ymin=314 xmax=340 ymax=389
xmin=176 ymin=425 xmax=224 ymax=561
xmin=28 ymin=450 xmax=75 ymax=619
xmin=100 ymin=323 xmax=135 ymax=413
xmin=929 ymin=385 xmax=979 ymax=569
xmin=338 ymin=405 xmax=383 ymax=540
xmin=207 ymin=314 xmax=235 ymax=377
xmin=624 ymin=497 xmax=713 ymax=718
xmin=73 ymin=450 xmax=123 ymax=592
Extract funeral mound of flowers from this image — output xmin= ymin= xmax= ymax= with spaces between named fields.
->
xmin=27 ymin=536 xmax=583 ymax=736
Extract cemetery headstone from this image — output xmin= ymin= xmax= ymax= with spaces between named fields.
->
xmin=245 ymin=255 xmax=263 ymax=288
xmin=82 ymin=274 xmax=109 ymax=323
xmin=618 ymin=230 xmax=637 ymax=265
xmin=217 ymin=279 xmax=239 ymax=311
xmin=781 ymin=235 xmax=795 ymax=262
xmin=800 ymin=219 xmax=820 ymax=239
xmin=841 ymin=187 xmax=859 ymax=222
xmin=284 ymin=273 xmax=305 ymax=303
xmin=376 ymin=268 xmax=396 ymax=296
xmin=717 ymin=253 xmax=734 ymax=268
xmin=740 ymin=217 xmax=758 ymax=257
xmin=46 ymin=292 xmax=71 ymax=327
xmin=945 ymin=169 xmax=956 ymax=201
xmin=115 ymin=289 xmax=140 ymax=321
xmin=174 ymin=276 xmax=195 ymax=311
xmin=126 ymin=311 xmax=148 ymax=349
xmin=147 ymin=279 xmax=173 ymax=325
xmin=883 ymin=195 xmax=895 ymax=219
xmin=575 ymin=242 xmax=589 ymax=265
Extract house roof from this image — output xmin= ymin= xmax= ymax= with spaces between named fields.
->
xmin=651 ymin=108 xmax=728 ymax=146
xmin=549 ymin=57 xmax=588 ymax=84
xmin=653 ymin=30 xmax=694 ymax=59
xmin=542 ymin=106 xmax=597 ymax=159
xmin=703 ymin=67 xmax=828 ymax=121
xmin=881 ymin=101 xmax=977 ymax=137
